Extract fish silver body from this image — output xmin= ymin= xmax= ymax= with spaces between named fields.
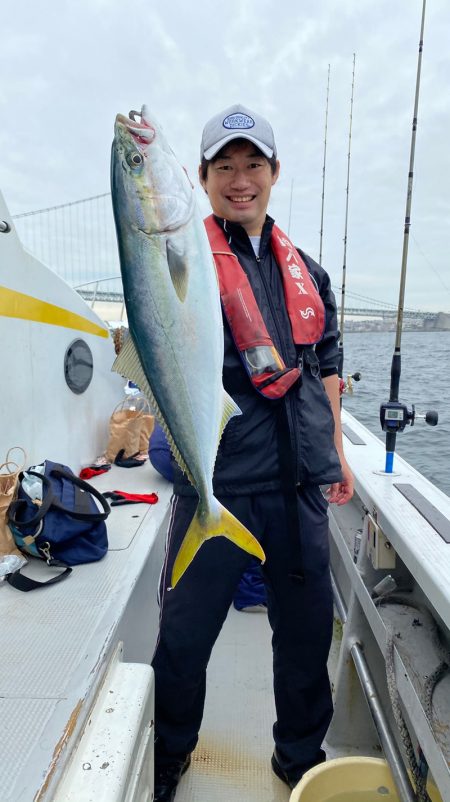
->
xmin=110 ymin=106 xmax=265 ymax=586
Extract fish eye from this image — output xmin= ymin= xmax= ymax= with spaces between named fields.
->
xmin=126 ymin=151 xmax=143 ymax=168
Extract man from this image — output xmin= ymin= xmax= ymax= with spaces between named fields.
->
xmin=152 ymin=103 xmax=353 ymax=801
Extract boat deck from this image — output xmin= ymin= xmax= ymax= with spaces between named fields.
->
xmin=0 ymin=462 xmax=172 ymax=802
xmin=176 ymin=606 xmax=290 ymax=802
xmin=2 ymin=410 xmax=450 ymax=800
xmin=0 ymin=461 xmax=297 ymax=802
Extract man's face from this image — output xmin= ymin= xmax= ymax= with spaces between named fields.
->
xmin=199 ymin=140 xmax=280 ymax=236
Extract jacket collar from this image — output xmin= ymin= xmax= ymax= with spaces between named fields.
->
xmin=212 ymin=214 xmax=275 ymax=260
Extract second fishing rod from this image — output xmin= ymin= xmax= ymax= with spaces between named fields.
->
xmin=379 ymin=0 xmax=438 ymax=474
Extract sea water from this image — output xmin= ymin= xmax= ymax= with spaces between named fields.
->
xmin=343 ymin=330 xmax=450 ymax=497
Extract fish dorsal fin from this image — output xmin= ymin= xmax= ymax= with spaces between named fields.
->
xmin=112 ymin=334 xmax=193 ymax=481
xmin=219 ymin=392 xmax=241 ymax=443
xmin=166 ymin=237 xmax=188 ymax=302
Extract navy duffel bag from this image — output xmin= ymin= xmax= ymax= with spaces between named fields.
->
xmin=7 ymin=459 xmax=110 ymax=591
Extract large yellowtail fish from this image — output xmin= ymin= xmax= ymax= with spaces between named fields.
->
xmin=110 ymin=105 xmax=265 ymax=587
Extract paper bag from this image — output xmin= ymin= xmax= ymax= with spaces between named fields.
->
xmin=0 ymin=448 xmax=26 ymax=559
xmin=106 ymin=397 xmax=154 ymax=462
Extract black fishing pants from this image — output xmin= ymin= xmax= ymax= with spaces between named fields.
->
xmin=151 ymin=485 xmax=333 ymax=782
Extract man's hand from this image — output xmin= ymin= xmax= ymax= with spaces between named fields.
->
xmin=326 ymin=457 xmax=354 ymax=505
xmin=321 ymin=375 xmax=354 ymax=506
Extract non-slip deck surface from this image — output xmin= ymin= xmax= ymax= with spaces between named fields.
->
xmin=176 ymin=606 xmax=291 ymax=802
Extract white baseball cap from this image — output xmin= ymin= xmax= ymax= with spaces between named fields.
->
xmin=200 ymin=104 xmax=277 ymax=161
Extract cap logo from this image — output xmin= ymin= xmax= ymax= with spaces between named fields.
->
xmin=223 ymin=113 xmax=255 ymax=130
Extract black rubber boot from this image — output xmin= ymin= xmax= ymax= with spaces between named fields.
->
xmin=154 ymin=755 xmax=191 ymax=802
xmin=271 ymin=750 xmax=298 ymax=790
xmin=271 ymin=747 xmax=327 ymax=790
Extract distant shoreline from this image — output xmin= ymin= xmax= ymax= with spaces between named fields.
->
xmin=344 ymin=324 xmax=450 ymax=334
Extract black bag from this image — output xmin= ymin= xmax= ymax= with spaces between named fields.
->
xmin=6 ymin=460 xmax=110 ymax=591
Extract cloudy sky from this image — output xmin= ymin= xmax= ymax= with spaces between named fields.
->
xmin=1 ymin=0 xmax=449 ymax=311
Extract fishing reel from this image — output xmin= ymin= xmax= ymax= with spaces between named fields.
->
xmin=380 ymin=400 xmax=438 ymax=433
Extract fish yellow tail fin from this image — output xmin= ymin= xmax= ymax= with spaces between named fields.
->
xmin=170 ymin=500 xmax=265 ymax=588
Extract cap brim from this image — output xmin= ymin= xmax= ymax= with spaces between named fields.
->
xmin=203 ymin=133 xmax=274 ymax=160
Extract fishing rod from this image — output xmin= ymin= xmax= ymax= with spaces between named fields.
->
xmin=338 ymin=53 xmax=356 ymax=380
xmin=380 ymin=0 xmax=437 ymax=474
xmin=319 ymin=64 xmax=330 ymax=266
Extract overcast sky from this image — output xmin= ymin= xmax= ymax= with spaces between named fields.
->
xmin=1 ymin=0 xmax=449 ymax=311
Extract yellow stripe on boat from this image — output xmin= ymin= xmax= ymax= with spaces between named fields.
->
xmin=0 ymin=285 xmax=109 ymax=338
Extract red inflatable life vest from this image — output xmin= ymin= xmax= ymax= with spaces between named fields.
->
xmin=204 ymin=215 xmax=325 ymax=399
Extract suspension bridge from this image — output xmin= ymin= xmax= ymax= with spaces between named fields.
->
xmin=11 ymin=192 xmax=440 ymax=325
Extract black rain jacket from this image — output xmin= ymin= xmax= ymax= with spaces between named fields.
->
xmin=173 ymin=215 xmax=343 ymax=496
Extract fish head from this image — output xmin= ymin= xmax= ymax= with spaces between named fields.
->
xmin=112 ymin=105 xmax=195 ymax=235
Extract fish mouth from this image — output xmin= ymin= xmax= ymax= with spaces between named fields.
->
xmin=116 ymin=111 xmax=155 ymax=146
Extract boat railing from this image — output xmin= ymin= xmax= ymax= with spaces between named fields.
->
xmin=74 ymin=275 xmax=126 ymax=322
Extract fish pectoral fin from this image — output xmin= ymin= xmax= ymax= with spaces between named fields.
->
xmin=166 ymin=238 xmax=189 ymax=302
xmin=170 ymin=500 xmax=265 ymax=588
